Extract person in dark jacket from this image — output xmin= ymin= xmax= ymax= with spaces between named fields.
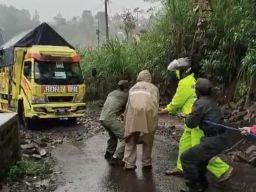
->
xmin=100 ymin=80 xmax=129 ymax=165
xmin=180 ymin=78 xmax=232 ymax=192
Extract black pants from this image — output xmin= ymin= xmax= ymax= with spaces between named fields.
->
xmin=181 ymin=133 xmax=228 ymax=190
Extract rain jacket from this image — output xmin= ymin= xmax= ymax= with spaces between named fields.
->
xmin=99 ymin=90 xmax=128 ymax=121
xmin=124 ymin=70 xmax=159 ymax=138
xmin=165 ymin=73 xmax=196 ymax=115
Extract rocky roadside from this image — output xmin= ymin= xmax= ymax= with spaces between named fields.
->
xmin=1 ymin=108 xmax=104 ymax=192
xmin=1 ymin=100 xmax=256 ymax=192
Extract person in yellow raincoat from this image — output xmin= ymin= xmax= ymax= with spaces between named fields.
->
xmin=159 ymin=57 xmax=233 ymax=182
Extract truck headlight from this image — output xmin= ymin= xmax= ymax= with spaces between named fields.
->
xmin=32 ymin=97 xmax=46 ymax=104
xmin=76 ymin=106 xmax=86 ymax=111
xmin=33 ymin=107 xmax=47 ymax=113
xmin=74 ymin=97 xmax=85 ymax=103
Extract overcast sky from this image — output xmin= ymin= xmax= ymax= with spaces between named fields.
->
xmin=0 ymin=0 xmax=160 ymax=21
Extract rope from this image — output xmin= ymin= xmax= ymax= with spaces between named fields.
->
xmin=203 ymin=120 xmax=256 ymax=138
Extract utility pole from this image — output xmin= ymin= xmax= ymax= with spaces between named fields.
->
xmin=0 ymin=28 xmax=3 ymax=46
xmin=96 ymin=20 xmax=100 ymax=49
xmin=104 ymin=0 xmax=109 ymax=41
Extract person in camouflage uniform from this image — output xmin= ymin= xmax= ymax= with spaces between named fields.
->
xmin=100 ymin=80 xmax=129 ymax=165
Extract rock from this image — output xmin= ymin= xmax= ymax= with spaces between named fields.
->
xmin=20 ymin=143 xmax=35 ymax=150
xmin=245 ymin=145 xmax=256 ymax=155
xmin=39 ymin=142 xmax=48 ymax=148
xmin=31 ymin=154 xmax=42 ymax=159
xmin=76 ymin=136 xmax=83 ymax=142
xmin=25 ymin=181 xmax=32 ymax=186
xmin=23 ymin=148 xmax=36 ymax=155
xmin=53 ymin=139 xmax=63 ymax=145
xmin=235 ymin=151 xmax=248 ymax=163
xmin=39 ymin=148 xmax=47 ymax=157
xmin=34 ymin=179 xmax=50 ymax=188
xmin=229 ymin=102 xmax=236 ymax=109
xmin=249 ymin=155 xmax=256 ymax=166
xmin=41 ymin=137 xmax=52 ymax=143
xmin=22 ymin=154 xmax=30 ymax=158
xmin=243 ymin=113 xmax=251 ymax=122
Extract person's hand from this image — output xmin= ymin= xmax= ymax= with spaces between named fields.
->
xmin=239 ymin=127 xmax=252 ymax=135
xmin=159 ymin=108 xmax=168 ymax=115
xmin=120 ymin=113 xmax=125 ymax=121
xmin=177 ymin=113 xmax=187 ymax=119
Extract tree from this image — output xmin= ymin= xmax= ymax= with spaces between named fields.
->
xmin=121 ymin=10 xmax=136 ymax=40
xmin=53 ymin=13 xmax=66 ymax=25
xmin=32 ymin=10 xmax=40 ymax=23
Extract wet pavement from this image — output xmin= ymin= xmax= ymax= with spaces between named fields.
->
xmin=53 ymin=133 xmax=184 ymax=192
xmin=53 ymin=131 xmax=256 ymax=192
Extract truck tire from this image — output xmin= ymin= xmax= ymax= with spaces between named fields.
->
xmin=24 ymin=118 xmax=34 ymax=130
xmin=68 ymin=117 xmax=77 ymax=124
xmin=17 ymin=100 xmax=34 ymax=130
xmin=18 ymin=99 xmax=24 ymax=126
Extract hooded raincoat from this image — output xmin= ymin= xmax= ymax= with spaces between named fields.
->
xmin=123 ymin=70 xmax=159 ymax=168
xmin=124 ymin=70 xmax=159 ymax=138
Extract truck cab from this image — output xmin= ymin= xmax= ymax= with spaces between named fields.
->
xmin=0 ymin=22 xmax=86 ymax=129
xmin=18 ymin=46 xmax=86 ymax=128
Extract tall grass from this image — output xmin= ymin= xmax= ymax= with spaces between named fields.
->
xmin=82 ymin=0 xmax=256 ymax=102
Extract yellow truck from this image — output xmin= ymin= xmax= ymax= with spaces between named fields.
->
xmin=0 ymin=23 xmax=86 ymax=129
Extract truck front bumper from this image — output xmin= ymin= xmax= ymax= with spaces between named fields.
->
xmin=26 ymin=103 xmax=86 ymax=119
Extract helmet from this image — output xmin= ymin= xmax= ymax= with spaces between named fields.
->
xmin=118 ymin=80 xmax=129 ymax=89
xmin=167 ymin=57 xmax=191 ymax=71
xmin=195 ymin=78 xmax=213 ymax=95
xmin=167 ymin=57 xmax=192 ymax=80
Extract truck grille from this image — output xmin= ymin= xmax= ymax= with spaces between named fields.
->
xmin=47 ymin=96 xmax=74 ymax=102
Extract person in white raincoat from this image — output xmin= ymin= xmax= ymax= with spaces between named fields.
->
xmin=123 ymin=70 xmax=159 ymax=170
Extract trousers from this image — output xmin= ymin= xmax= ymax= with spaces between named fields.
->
xmin=101 ymin=119 xmax=125 ymax=159
xmin=181 ymin=133 xmax=229 ymax=189
xmin=123 ymin=132 xmax=155 ymax=168
xmin=176 ymin=126 xmax=230 ymax=178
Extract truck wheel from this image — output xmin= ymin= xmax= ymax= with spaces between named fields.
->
xmin=24 ymin=118 xmax=34 ymax=130
xmin=68 ymin=117 xmax=77 ymax=124
xmin=18 ymin=99 xmax=24 ymax=126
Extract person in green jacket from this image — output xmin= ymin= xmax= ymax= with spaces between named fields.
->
xmin=159 ymin=57 xmax=233 ymax=182
xmin=100 ymin=80 xmax=129 ymax=165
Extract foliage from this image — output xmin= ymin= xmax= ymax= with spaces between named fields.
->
xmin=239 ymin=43 xmax=256 ymax=102
xmin=7 ymin=160 xmax=50 ymax=181
xmin=0 ymin=4 xmax=39 ymax=42
xmin=202 ymin=0 xmax=256 ymax=87
xmin=121 ymin=10 xmax=137 ymax=40
xmin=82 ymin=0 xmax=256 ymax=102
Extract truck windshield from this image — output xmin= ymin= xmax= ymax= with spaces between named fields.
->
xmin=34 ymin=61 xmax=84 ymax=85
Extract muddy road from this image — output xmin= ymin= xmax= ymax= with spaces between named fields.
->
xmin=4 ymin=112 xmax=255 ymax=192
xmin=48 ymin=114 xmax=256 ymax=192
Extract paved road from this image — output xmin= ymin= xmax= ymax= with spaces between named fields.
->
xmin=52 ymin=130 xmax=256 ymax=192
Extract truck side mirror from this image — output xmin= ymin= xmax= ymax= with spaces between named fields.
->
xmin=92 ymin=68 xmax=97 ymax=77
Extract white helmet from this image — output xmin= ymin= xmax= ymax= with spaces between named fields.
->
xmin=167 ymin=57 xmax=191 ymax=71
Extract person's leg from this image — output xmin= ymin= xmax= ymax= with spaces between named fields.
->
xmin=142 ymin=133 xmax=155 ymax=168
xmin=191 ymin=128 xmax=231 ymax=179
xmin=101 ymin=121 xmax=118 ymax=159
xmin=166 ymin=127 xmax=192 ymax=176
xmin=176 ymin=127 xmax=192 ymax=171
xmin=110 ymin=120 xmax=125 ymax=160
xmin=181 ymin=145 xmax=209 ymax=192
xmin=123 ymin=133 xmax=139 ymax=169
xmin=181 ymin=136 xmax=228 ymax=192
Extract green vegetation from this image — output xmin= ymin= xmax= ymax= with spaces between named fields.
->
xmin=82 ymin=0 xmax=256 ymax=103
xmin=7 ymin=160 xmax=50 ymax=181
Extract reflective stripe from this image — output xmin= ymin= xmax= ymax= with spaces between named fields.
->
xmin=130 ymin=90 xmax=151 ymax=96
